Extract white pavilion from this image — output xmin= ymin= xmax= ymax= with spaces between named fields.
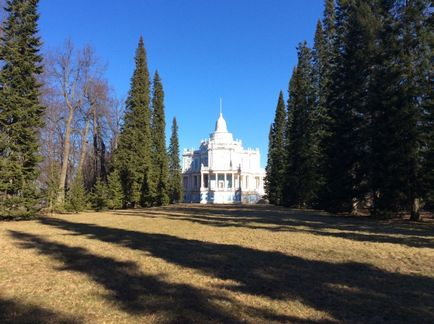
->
xmin=182 ymin=111 xmax=265 ymax=204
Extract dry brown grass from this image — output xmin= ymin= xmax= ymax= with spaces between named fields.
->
xmin=1 ymin=204 xmax=433 ymax=323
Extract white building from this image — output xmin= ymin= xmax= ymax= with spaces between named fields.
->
xmin=182 ymin=112 xmax=265 ymax=204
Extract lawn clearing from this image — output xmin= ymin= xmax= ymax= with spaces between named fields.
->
xmin=1 ymin=204 xmax=433 ymax=323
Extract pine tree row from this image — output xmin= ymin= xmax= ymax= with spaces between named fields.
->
xmin=265 ymin=0 xmax=433 ymax=220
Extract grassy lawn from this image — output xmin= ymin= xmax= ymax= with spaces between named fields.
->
xmin=1 ymin=205 xmax=433 ymax=323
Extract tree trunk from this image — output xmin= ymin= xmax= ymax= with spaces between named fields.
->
xmin=77 ymin=117 xmax=91 ymax=175
xmin=56 ymin=109 xmax=74 ymax=205
xmin=410 ymin=197 xmax=421 ymax=221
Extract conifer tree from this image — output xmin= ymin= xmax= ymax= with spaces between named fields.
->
xmin=91 ymin=178 xmax=108 ymax=211
xmin=168 ymin=117 xmax=182 ymax=203
xmin=367 ymin=0 xmax=414 ymax=217
xmin=312 ymin=20 xmax=329 ymax=205
xmin=323 ymin=0 xmax=376 ymax=213
xmin=151 ymin=71 xmax=169 ymax=206
xmin=283 ymin=43 xmax=319 ymax=207
xmin=281 ymin=71 xmax=295 ymax=206
xmin=265 ymin=91 xmax=286 ymax=205
xmin=107 ymin=170 xmax=123 ymax=209
xmin=0 ymin=0 xmax=44 ymax=217
xmin=115 ymin=36 xmax=153 ymax=207
xmin=65 ymin=172 xmax=87 ymax=213
xmin=323 ymin=0 xmax=336 ymax=48
xmin=396 ymin=0 xmax=432 ymax=220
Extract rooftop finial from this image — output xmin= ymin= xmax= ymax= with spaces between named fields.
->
xmin=220 ymin=97 xmax=222 ymax=116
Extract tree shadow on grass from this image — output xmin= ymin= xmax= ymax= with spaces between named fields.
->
xmin=9 ymin=230 xmax=298 ymax=323
xmin=114 ymin=205 xmax=434 ymax=248
xmin=0 ymin=296 xmax=81 ymax=324
xmin=37 ymin=217 xmax=434 ymax=323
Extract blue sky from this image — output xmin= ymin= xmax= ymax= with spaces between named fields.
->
xmin=38 ymin=0 xmax=324 ymax=167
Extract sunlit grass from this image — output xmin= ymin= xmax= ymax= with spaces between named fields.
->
xmin=1 ymin=204 xmax=433 ymax=323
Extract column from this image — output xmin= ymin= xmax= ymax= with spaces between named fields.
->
xmin=200 ymin=172 xmax=203 ymax=190
xmin=224 ymin=173 xmax=227 ymax=190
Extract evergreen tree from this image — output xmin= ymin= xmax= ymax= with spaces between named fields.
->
xmin=91 ymin=178 xmax=108 ymax=211
xmin=323 ymin=0 xmax=336 ymax=49
xmin=421 ymin=2 xmax=434 ymax=210
xmin=367 ymin=1 xmax=401 ymax=217
xmin=114 ymin=36 xmax=153 ymax=207
xmin=283 ymin=43 xmax=319 ymax=207
xmin=65 ymin=172 xmax=87 ymax=213
xmin=151 ymin=71 xmax=169 ymax=206
xmin=323 ymin=0 xmax=377 ymax=213
xmin=322 ymin=0 xmax=337 ymax=102
xmin=265 ymin=91 xmax=286 ymax=205
xmin=107 ymin=170 xmax=123 ymax=209
xmin=168 ymin=117 xmax=183 ymax=203
xmin=0 ymin=0 xmax=44 ymax=217
xmin=312 ymin=20 xmax=329 ymax=205
xmin=357 ymin=0 xmax=431 ymax=218
xmin=397 ymin=0 xmax=432 ymax=220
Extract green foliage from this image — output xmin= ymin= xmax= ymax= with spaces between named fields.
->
xmin=114 ymin=36 xmax=153 ymax=208
xmin=0 ymin=0 xmax=44 ymax=217
xmin=265 ymin=91 xmax=287 ymax=205
xmin=168 ymin=117 xmax=183 ymax=203
xmin=107 ymin=170 xmax=123 ymax=209
xmin=91 ymin=179 xmax=108 ymax=211
xmin=65 ymin=172 xmax=87 ymax=213
xmin=323 ymin=0 xmax=378 ymax=213
xmin=282 ymin=43 xmax=320 ymax=207
xmin=44 ymin=164 xmax=61 ymax=211
xmin=278 ymin=0 xmax=433 ymax=218
xmin=151 ymin=71 xmax=170 ymax=206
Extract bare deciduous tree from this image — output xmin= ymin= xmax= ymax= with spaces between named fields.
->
xmin=45 ymin=40 xmax=105 ymax=205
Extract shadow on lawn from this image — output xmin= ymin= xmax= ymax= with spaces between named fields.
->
xmin=9 ymin=230 xmax=296 ymax=323
xmin=22 ymin=217 xmax=434 ymax=322
xmin=115 ymin=205 xmax=434 ymax=248
xmin=0 ymin=296 xmax=81 ymax=324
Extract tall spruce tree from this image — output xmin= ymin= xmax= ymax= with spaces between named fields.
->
xmin=323 ymin=0 xmax=336 ymax=47
xmin=115 ymin=36 xmax=153 ymax=207
xmin=421 ymin=1 xmax=434 ymax=210
xmin=348 ymin=0 xmax=432 ymax=219
xmin=322 ymin=0 xmax=337 ymax=104
xmin=312 ymin=20 xmax=329 ymax=205
xmin=107 ymin=170 xmax=123 ymax=209
xmin=0 ymin=0 xmax=44 ymax=217
xmin=151 ymin=71 xmax=169 ymax=206
xmin=323 ymin=0 xmax=378 ymax=213
xmin=168 ymin=117 xmax=182 ymax=203
xmin=283 ymin=43 xmax=319 ymax=207
xmin=265 ymin=91 xmax=286 ymax=205
xmin=397 ymin=0 xmax=432 ymax=220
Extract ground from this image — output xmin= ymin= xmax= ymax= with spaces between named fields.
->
xmin=0 ymin=205 xmax=433 ymax=323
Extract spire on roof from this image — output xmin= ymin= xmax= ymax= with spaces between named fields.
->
xmin=215 ymin=98 xmax=228 ymax=133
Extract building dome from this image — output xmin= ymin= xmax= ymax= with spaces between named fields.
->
xmin=215 ymin=112 xmax=228 ymax=133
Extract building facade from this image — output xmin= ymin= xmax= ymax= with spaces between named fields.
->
xmin=182 ymin=112 xmax=265 ymax=204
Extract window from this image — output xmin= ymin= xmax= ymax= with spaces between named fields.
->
xmin=204 ymin=174 xmax=209 ymax=188
xmin=210 ymin=174 xmax=216 ymax=189
xmin=227 ymin=174 xmax=233 ymax=188
xmin=218 ymin=174 xmax=225 ymax=189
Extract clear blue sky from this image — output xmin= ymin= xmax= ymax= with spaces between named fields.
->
xmin=38 ymin=0 xmax=324 ymax=167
